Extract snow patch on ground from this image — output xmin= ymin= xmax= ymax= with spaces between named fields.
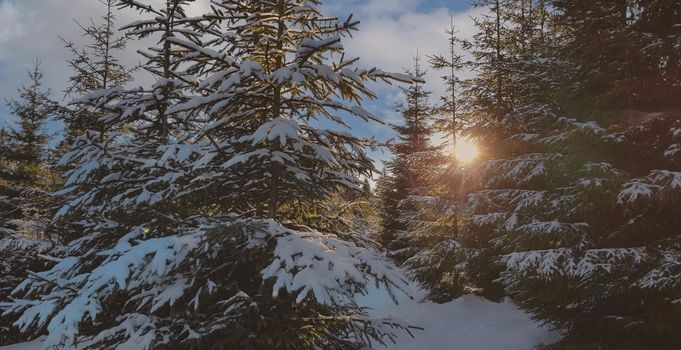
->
xmin=358 ymin=282 xmax=561 ymax=350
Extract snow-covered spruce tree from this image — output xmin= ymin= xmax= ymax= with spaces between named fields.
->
xmin=493 ymin=25 xmax=681 ymax=350
xmin=162 ymin=0 xmax=419 ymax=346
xmin=378 ymin=57 xmax=446 ymax=265
xmin=4 ymin=1 xmax=220 ymax=348
xmin=498 ymin=114 xmax=681 ymax=350
xmin=4 ymin=1 xmax=417 ymax=349
xmin=58 ymin=0 xmax=135 ymax=149
xmin=455 ymin=3 xmax=614 ymax=307
xmin=441 ymin=0 xmax=579 ymax=301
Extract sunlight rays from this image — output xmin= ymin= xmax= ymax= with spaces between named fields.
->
xmin=454 ymin=137 xmax=479 ymax=164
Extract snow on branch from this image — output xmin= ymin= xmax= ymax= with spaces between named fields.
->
xmin=4 ymin=218 xmax=413 ymax=349
xmin=618 ymin=170 xmax=681 ymax=205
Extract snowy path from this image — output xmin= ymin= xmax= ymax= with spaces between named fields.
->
xmin=358 ymin=282 xmax=561 ymax=350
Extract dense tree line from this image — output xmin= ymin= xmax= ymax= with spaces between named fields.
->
xmin=380 ymin=1 xmax=681 ymax=349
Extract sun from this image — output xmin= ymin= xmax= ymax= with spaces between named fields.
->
xmin=454 ymin=138 xmax=480 ymax=164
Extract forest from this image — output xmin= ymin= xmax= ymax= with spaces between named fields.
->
xmin=0 ymin=0 xmax=680 ymax=349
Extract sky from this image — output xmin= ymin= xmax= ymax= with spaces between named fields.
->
xmin=0 ymin=0 xmax=479 ymax=167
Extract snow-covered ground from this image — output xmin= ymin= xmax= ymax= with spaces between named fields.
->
xmin=358 ymin=283 xmax=561 ymax=350
xmin=2 ymin=278 xmax=560 ymax=350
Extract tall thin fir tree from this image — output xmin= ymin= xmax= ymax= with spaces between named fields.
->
xmin=0 ymin=61 xmax=61 ymax=346
xmin=429 ymin=20 xmax=465 ymax=233
xmin=5 ymin=60 xmax=58 ymax=188
xmin=403 ymin=22 xmax=472 ymax=302
xmin=53 ymin=0 xmax=136 ymax=242
xmin=379 ymin=56 xmax=445 ymax=264
xmin=58 ymin=0 xmax=135 ymax=148
xmin=5 ymin=1 xmax=419 ymax=349
xmin=430 ymin=19 xmax=465 ymax=156
xmin=1 ymin=60 xmax=60 ymax=240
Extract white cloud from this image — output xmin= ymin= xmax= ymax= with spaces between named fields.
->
xmin=344 ymin=6 xmax=479 ymax=72
xmin=0 ymin=1 xmax=23 ymax=45
xmin=329 ymin=0 xmax=481 ymax=166
xmin=0 ymin=0 xmax=213 ymax=126
xmin=0 ymin=0 xmax=479 ymax=164
xmin=324 ymin=0 xmax=422 ymax=17
xmin=0 ymin=0 xmax=131 ymax=127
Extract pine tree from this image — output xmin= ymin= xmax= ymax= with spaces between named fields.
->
xmin=429 ymin=20 xmax=464 ymax=154
xmin=5 ymin=60 xmax=58 ymax=188
xmin=4 ymin=1 xmax=419 ymax=349
xmin=58 ymin=0 xmax=134 ymax=148
xmin=0 ymin=60 xmax=59 ymax=241
xmin=401 ymin=23 xmax=473 ymax=302
xmin=0 ymin=61 xmax=61 ymax=346
xmin=379 ymin=56 xmax=446 ymax=264
xmin=53 ymin=0 xmax=135 ymax=243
